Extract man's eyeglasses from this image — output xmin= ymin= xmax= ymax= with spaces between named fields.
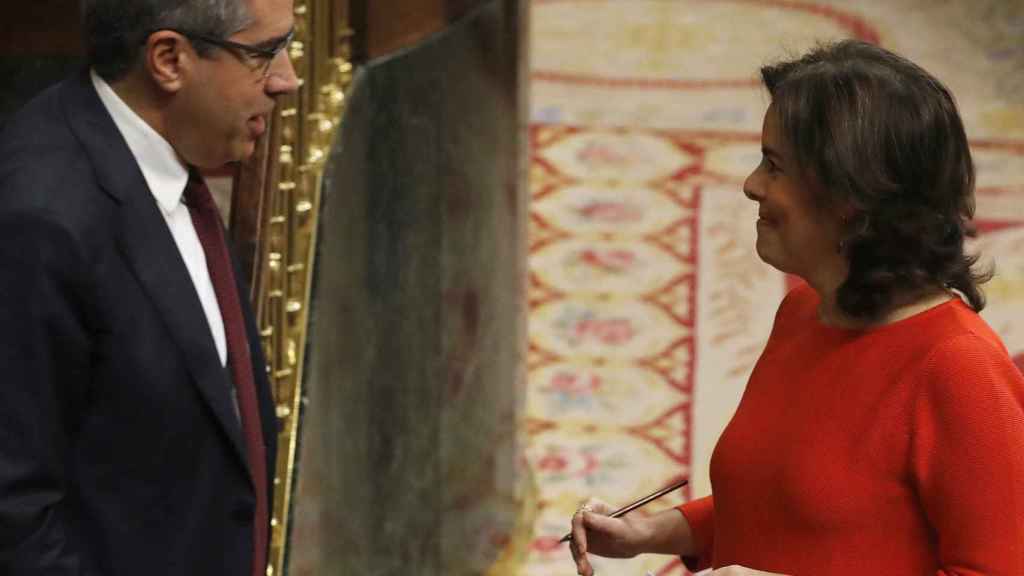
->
xmin=167 ymin=28 xmax=295 ymax=79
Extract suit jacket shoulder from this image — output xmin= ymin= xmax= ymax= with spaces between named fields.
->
xmin=0 ymin=72 xmax=122 ymax=243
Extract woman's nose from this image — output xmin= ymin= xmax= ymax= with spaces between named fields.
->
xmin=742 ymin=173 xmax=762 ymax=202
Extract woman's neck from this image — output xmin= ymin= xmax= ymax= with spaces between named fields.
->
xmin=800 ymin=258 xmax=952 ymax=329
xmin=814 ymin=282 xmax=954 ymax=330
xmin=804 ymin=259 xmax=856 ymax=327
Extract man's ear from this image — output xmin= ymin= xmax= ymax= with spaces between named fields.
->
xmin=144 ymin=31 xmax=192 ymax=93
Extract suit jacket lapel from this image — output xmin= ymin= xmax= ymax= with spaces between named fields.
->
xmin=60 ymin=71 xmax=252 ymax=477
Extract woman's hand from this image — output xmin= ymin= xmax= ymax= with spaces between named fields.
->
xmin=568 ymin=498 xmax=651 ymax=576
xmin=711 ymin=566 xmax=787 ymax=575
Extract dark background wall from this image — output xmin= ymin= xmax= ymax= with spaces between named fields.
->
xmin=0 ymin=1 xmax=83 ymax=127
xmin=354 ymin=0 xmax=483 ymax=59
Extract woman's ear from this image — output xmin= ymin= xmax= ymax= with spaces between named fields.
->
xmin=144 ymin=31 xmax=190 ymax=94
xmin=837 ymin=201 xmax=859 ymax=225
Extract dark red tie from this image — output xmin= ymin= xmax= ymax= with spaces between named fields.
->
xmin=184 ymin=171 xmax=268 ymax=576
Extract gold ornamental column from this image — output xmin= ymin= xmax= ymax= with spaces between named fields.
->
xmin=231 ymin=2 xmax=355 ymax=574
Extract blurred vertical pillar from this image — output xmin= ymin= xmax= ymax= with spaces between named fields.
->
xmin=283 ymin=1 xmax=527 ymax=574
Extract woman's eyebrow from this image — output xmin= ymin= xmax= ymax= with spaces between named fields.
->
xmin=762 ymin=145 xmax=783 ymax=160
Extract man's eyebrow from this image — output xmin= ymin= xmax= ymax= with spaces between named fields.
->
xmin=253 ymin=27 xmax=294 ymax=50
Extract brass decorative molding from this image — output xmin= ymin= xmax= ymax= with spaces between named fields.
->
xmin=251 ymin=2 xmax=354 ymax=574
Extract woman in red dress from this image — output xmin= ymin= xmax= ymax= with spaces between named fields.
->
xmin=568 ymin=39 xmax=1024 ymax=576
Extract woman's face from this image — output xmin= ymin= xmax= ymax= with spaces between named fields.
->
xmin=743 ymin=104 xmax=846 ymax=278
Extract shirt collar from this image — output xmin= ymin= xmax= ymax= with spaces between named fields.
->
xmin=91 ymin=70 xmax=189 ymax=215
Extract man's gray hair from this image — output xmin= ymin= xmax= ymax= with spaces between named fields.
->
xmin=82 ymin=0 xmax=254 ymax=81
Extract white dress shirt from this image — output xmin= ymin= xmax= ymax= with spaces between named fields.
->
xmin=91 ymin=71 xmax=228 ymax=367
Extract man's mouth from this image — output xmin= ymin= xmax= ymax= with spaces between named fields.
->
xmin=248 ymin=115 xmax=267 ymax=137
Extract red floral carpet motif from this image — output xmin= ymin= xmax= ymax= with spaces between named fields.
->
xmin=527 ymin=126 xmax=718 ymax=576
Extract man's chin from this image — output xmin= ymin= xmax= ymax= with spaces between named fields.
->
xmin=223 ymin=141 xmax=258 ymax=165
xmin=242 ymin=138 xmax=259 ymax=159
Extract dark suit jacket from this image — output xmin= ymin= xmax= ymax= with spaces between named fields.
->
xmin=0 ymin=70 xmax=277 ymax=576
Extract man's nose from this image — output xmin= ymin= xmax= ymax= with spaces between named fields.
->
xmin=266 ymin=51 xmax=301 ymax=95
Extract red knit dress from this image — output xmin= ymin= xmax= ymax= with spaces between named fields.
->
xmin=678 ymin=283 xmax=1024 ymax=575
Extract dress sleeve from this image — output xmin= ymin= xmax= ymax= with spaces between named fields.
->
xmin=676 ymin=495 xmax=714 ymax=572
xmin=911 ymin=334 xmax=1024 ymax=575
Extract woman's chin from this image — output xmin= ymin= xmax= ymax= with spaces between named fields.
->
xmin=754 ymin=239 xmax=786 ymax=272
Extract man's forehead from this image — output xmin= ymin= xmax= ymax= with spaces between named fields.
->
xmin=237 ymin=0 xmax=294 ymax=34
xmin=245 ymin=0 xmax=295 ymax=16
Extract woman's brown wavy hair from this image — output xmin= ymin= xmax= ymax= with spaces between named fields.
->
xmin=761 ymin=39 xmax=990 ymax=319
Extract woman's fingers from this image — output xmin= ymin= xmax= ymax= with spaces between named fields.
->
xmin=569 ymin=498 xmax=608 ymax=576
xmin=580 ymin=508 xmax=622 ymax=536
xmin=570 ymin=507 xmax=591 ymax=575
xmin=569 ymin=536 xmax=592 ymax=576
xmin=585 ymin=498 xmax=614 ymax=515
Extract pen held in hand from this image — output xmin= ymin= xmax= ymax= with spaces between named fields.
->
xmin=559 ymin=478 xmax=689 ymax=543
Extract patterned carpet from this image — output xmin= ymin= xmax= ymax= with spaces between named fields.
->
xmin=519 ymin=1 xmax=1024 ymax=575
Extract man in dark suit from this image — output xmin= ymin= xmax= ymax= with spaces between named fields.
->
xmin=0 ymin=0 xmax=298 ymax=574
